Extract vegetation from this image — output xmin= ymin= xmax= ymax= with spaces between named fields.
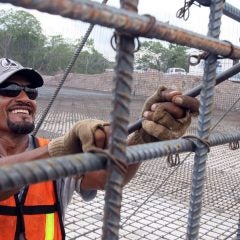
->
xmin=0 ymin=10 xmax=189 ymax=75
xmin=135 ymin=41 xmax=189 ymax=72
xmin=0 ymin=10 xmax=114 ymax=75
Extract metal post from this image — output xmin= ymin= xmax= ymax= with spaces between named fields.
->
xmin=187 ymin=0 xmax=225 ymax=239
xmin=102 ymin=1 xmax=138 ymax=239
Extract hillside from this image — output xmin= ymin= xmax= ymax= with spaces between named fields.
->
xmin=43 ymin=71 xmax=240 ymax=96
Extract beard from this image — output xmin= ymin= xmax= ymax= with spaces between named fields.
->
xmin=7 ymin=119 xmax=35 ymax=134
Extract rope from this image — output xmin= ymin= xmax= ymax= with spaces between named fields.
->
xmin=33 ymin=0 xmax=108 ymax=136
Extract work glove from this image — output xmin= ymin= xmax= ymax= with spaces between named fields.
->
xmin=128 ymin=86 xmax=194 ymax=145
xmin=48 ymin=119 xmax=109 ymax=157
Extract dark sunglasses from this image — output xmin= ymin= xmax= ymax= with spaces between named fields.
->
xmin=0 ymin=83 xmax=38 ymax=100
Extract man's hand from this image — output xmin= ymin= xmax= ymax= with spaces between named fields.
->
xmin=128 ymin=86 xmax=199 ymax=144
xmin=48 ymin=119 xmax=110 ymax=157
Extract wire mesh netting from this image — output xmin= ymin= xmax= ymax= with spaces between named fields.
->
xmin=0 ymin=0 xmax=240 ymax=239
xmin=36 ymin=77 xmax=240 ymax=239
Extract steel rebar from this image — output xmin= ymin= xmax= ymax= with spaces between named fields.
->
xmin=187 ymin=0 xmax=224 ymax=239
xmin=0 ymin=131 xmax=240 ymax=192
xmin=102 ymin=1 xmax=138 ymax=239
xmin=128 ymin=62 xmax=240 ymax=134
xmin=1 ymin=0 xmax=240 ymax=59
xmin=223 ymin=2 xmax=240 ymax=22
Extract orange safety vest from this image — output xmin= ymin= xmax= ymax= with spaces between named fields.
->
xmin=0 ymin=137 xmax=65 ymax=240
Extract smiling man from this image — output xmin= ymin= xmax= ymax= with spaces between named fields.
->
xmin=0 ymin=58 xmax=199 ymax=239
xmin=2 ymin=76 xmax=37 ymax=134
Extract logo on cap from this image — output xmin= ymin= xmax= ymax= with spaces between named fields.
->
xmin=1 ymin=58 xmax=20 ymax=69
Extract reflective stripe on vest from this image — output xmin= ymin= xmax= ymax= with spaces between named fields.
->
xmin=0 ymin=137 xmax=64 ymax=240
xmin=45 ymin=213 xmax=54 ymax=240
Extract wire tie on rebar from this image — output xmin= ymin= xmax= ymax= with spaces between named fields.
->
xmin=229 ymin=141 xmax=239 ymax=150
xmin=121 ymin=1 xmax=138 ymax=12
xmin=176 ymin=0 xmax=195 ymax=21
xmin=221 ymin=40 xmax=235 ymax=59
xmin=141 ymin=14 xmax=156 ymax=35
xmin=110 ymin=31 xmax=141 ymax=52
xmin=110 ymin=14 xmax=156 ymax=52
xmin=188 ymin=51 xmax=209 ymax=66
xmin=166 ymin=153 xmax=180 ymax=167
xmin=87 ymin=148 xmax=128 ymax=175
xmin=188 ymin=40 xmax=236 ymax=66
xmin=182 ymin=135 xmax=210 ymax=152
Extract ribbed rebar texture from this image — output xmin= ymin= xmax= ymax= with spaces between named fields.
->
xmin=223 ymin=2 xmax=240 ymax=22
xmin=1 ymin=131 xmax=240 ymax=192
xmin=1 ymin=0 xmax=240 ymax=59
xmin=0 ymin=152 xmax=107 ymax=191
xmin=187 ymin=0 xmax=225 ymax=239
xmin=33 ymin=0 xmax=108 ymax=136
xmin=102 ymin=1 xmax=138 ymax=239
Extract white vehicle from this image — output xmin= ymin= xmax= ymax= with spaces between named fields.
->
xmin=166 ymin=68 xmax=187 ymax=75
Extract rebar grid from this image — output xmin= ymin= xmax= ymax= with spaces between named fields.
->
xmin=34 ymin=87 xmax=240 ymax=239
xmin=102 ymin=1 xmax=138 ymax=239
xmin=0 ymin=0 xmax=239 ymax=239
xmin=1 ymin=130 xmax=240 ymax=192
xmin=187 ymin=0 xmax=225 ymax=239
xmin=65 ymin=145 xmax=240 ymax=239
xmin=1 ymin=0 xmax=240 ymax=59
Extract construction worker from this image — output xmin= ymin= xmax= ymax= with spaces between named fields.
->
xmin=0 ymin=58 xmax=199 ymax=239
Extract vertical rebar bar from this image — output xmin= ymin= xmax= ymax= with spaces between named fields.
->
xmin=187 ymin=0 xmax=225 ymax=239
xmin=102 ymin=1 xmax=138 ymax=239
xmin=237 ymin=214 xmax=240 ymax=239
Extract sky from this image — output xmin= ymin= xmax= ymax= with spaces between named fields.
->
xmin=0 ymin=0 xmax=239 ymax=60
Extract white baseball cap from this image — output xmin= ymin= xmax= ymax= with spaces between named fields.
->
xmin=0 ymin=58 xmax=44 ymax=88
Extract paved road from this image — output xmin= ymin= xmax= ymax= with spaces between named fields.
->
xmin=38 ymin=85 xmax=112 ymax=99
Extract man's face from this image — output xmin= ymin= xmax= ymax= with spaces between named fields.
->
xmin=0 ymin=74 xmax=37 ymax=134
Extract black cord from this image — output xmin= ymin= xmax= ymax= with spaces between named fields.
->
xmin=176 ymin=0 xmax=211 ymax=21
xmin=176 ymin=0 xmax=195 ymax=21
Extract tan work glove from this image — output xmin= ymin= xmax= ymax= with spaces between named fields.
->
xmin=128 ymin=86 xmax=193 ymax=145
xmin=48 ymin=119 xmax=109 ymax=157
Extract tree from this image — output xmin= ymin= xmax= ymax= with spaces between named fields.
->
xmin=41 ymin=35 xmax=75 ymax=74
xmin=0 ymin=10 xmax=46 ymax=68
xmin=166 ymin=44 xmax=189 ymax=72
xmin=72 ymin=38 xmax=114 ymax=74
xmin=135 ymin=41 xmax=189 ymax=72
xmin=135 ymin=41 xmax=167 ymax=71
xmin=0 ymin=10 xmax=113 ymax=75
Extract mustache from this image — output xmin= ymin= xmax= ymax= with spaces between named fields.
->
xmin=12 ymin=101 xmax=33 ymax=108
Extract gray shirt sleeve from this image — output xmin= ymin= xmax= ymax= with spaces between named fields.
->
xmin=56 ymin=177 xmax=97 ymax=220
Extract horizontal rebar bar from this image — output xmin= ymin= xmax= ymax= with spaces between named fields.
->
xmin=223 ymin=2 xmax=240 ymax=22
xmin=0 ymin=152 xmax=107 ymax=191
xmin=1 ymin=0 xmax=240 ymax=59
xmin=0 ymin=131 xmax=240 ymax=192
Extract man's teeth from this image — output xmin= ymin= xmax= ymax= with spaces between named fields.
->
xmin=11 ymin=109 xmax=29 ymax=114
